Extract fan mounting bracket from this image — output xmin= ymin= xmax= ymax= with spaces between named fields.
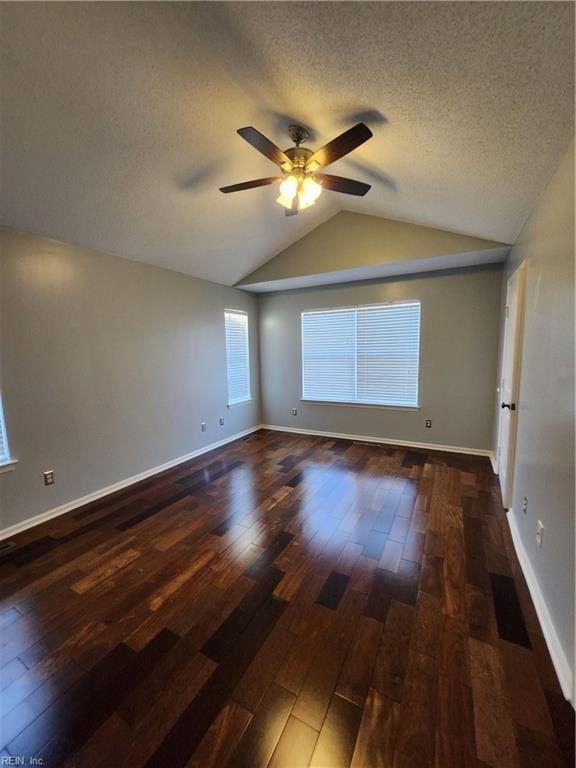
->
xmin=288 ymin=124 xmax=310 ymax=146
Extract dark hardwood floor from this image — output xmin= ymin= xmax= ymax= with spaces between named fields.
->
xmin=0 ymin=429 xmax=573 ymax=767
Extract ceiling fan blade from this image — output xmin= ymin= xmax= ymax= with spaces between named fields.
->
xmin=307 ymin=123 xmax=373 ymax=169
xmin=219 ymin=177 xmax=282 ymax=193
xmin=237 ymin=127 xmax=292 ymax=170
xmin=315 ymin=174 xmax=371 ymax=196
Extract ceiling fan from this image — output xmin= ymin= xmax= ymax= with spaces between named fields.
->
xmin=219 ymin=123 xmax=373 ymax=216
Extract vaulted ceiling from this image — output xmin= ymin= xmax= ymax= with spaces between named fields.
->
xmin=1 ymin=2 xmax=573 ymax=285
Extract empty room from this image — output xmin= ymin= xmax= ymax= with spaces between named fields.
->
xmin=0 ymin=2 xmax=574 ymax=766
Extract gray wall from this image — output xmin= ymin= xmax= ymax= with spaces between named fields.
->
xmin=239 ymin=211 xmax=506 ymax=289
xmin=0 ymin=228 xmax=260 ymax=531
xmin=502 ymin=141 xmax=574 ymax=693
xmin=258 ymin=266 xmax=502 ymax=450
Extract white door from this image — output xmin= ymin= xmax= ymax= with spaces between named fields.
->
xmin=497 ymin=262 xmax=526 ymax=508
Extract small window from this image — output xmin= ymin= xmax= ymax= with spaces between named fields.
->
xmin=302 ymin=301 xmax=421 ymax=408
xmin=0 ymin=393 xmax=11 ymax=465
xmin=225 ymin=310 xmax=251 ymax=405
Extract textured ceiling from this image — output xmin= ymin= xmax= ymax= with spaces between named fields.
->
xmin=0 ymin=2 xmax=574 ymax=285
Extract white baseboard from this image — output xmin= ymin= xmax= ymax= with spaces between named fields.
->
xmin=0 ymin=425 xmax=262 ymax=541
xmin=507 ymin=509 xmax=573 ymax=702
xmin=489 ymin=452 xmax=499 ymax=474
xmin=261 ymin=424 xmax=492 ymax=457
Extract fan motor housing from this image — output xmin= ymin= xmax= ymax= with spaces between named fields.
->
xmin=284 ymin=146 xmax=313 ymax=170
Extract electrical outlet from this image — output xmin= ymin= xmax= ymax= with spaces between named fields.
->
xmin=201 ymin=422 xmax=207 ymax=432
xmin=522 ymin=496 xmax=528 ymax=514
xmin=425 ymin=419 xmax=432 ymax=428
xmin=536 ymin=520 xmax=544 ymax=548
xmin=292 ymin=408 xmax=298 ymax=416
xmin=219 ymin=417 xmax=225 ymax=426
xmin=43 ymin=470 xmax=55 ymax=486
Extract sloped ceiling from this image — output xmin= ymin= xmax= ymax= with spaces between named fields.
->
xmin=238 ymin=211 xmax=510 ymax=291
xmin=0 ymin=2 xmax=573 ymax=285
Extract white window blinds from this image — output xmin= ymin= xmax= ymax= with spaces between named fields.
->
xmin=0 ymin=394 xmax=10 ymax=464
xmin=301 ymin=309 xmax=356 ymax=403
xmin=225 ymin=310 xmax=251 ymax=406
xmin=302 ymin=301 xmax=421 ymax=408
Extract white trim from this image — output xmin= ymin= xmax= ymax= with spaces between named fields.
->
xmin=261 ymin=424 xmax=492 ymax=457
xmin=300 ymin=399 xmax=420 ymax=412
xmin=226 ymin=398 xmax=254 ymax=409
xmin=0 ymin=458 xmax=18 ymax=474
xmin=497 ymin=261 xmax=527 ymax=506
xmin=507 ymin=509 xmax=573 ymax=702
xmin=489 ymin=452 xmax=499 ymax=474
xmin=0 ymin=426 xmax=261 ymax=541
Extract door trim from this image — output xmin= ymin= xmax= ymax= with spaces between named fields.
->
xmin=496 ymin=261 xmax=527 ymax=507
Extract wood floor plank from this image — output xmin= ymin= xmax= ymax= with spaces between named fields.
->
xmin=145 ymin=595 xmax=288 ymax=768
xmin=335 ymin=615 xmax=382 ymax=708
xmin=469 ymin=637 xmax=519 ymax=768
xmin=349 ymin=687 xmax=399 ymax=768
xmin=489 ymin=573 xmax=531 ymax=648
xmin=292 ymin=590 xmax=365 ymax=731
xmin=372 ymin=600 xmax=415 ymax=702
xmin=443 ymin=525 xmax=467 ymax=621
xmin=411 ymin=590 xmax=443 ymax=659
xmin=0 ymin=431 xmax=569 ymax=768
xmin=515 ymin=724 xmax=566 ymax=768
xmin=439 ymin=616 xmax=471 ymax=685
xmin=309 ymin=694 xmax=362 ymax=768
xmin=266 ymin=715 xmax=318 ymax=768
xmin=394 ymin=650 xmax=438 ymax=767
xmin=226 ymin=683 xmax=296 ymax=768
xmin=315 ymin=571 xmax=350 ymax=611
xmin=274 ymin=604 xmax=333 ymax=696
xmin=233 ymin=622 xmax=294 ymax=713
xmin=499 ymin=640 xmax=554 ymax=736
xmin=378 ymin=539 xmax=403 ymax=572
xmin=186 ymin=700 xmax=253 ymax=768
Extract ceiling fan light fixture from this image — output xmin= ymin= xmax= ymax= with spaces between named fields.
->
xmin=279 ymin=175 xmax=298 ymax=199
xmin=300 ymin=176 xmax=322 ymax=207
xmin=221 ymin=123 xmax=372 ymax=213
xmin=277 ymin=175 xmax=298 ymax=208
xmin=276 ymin=174 xmax=322 ymax=211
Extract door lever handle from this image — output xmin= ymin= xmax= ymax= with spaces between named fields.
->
xmin=501 ymin=402 xmax=516 ymax=410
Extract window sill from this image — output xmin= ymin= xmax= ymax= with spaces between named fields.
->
xmin=227 ymin=398 xmax=254 ymax=409
xmin=0 ymin=459 xmax=18 ymax=474
xmin=300 ymin=399 xmax=420 ymax=412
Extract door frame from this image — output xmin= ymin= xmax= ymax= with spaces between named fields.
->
xmin=496 ymin=261 xmax=527 ymax=508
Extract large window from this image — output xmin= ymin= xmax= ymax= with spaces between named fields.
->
xmin=225 ymin=310 xmax=251 ymax=405
xmin=301 ymin=301 xmax=421 ymax=408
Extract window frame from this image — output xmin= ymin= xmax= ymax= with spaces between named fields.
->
xmin=224 ymin=309 xmax=252 ymax=407
xmin=0 ymin=392 xmax=16 ymax=473
xmin=300 ymin=300 xmax=421 ymax=410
